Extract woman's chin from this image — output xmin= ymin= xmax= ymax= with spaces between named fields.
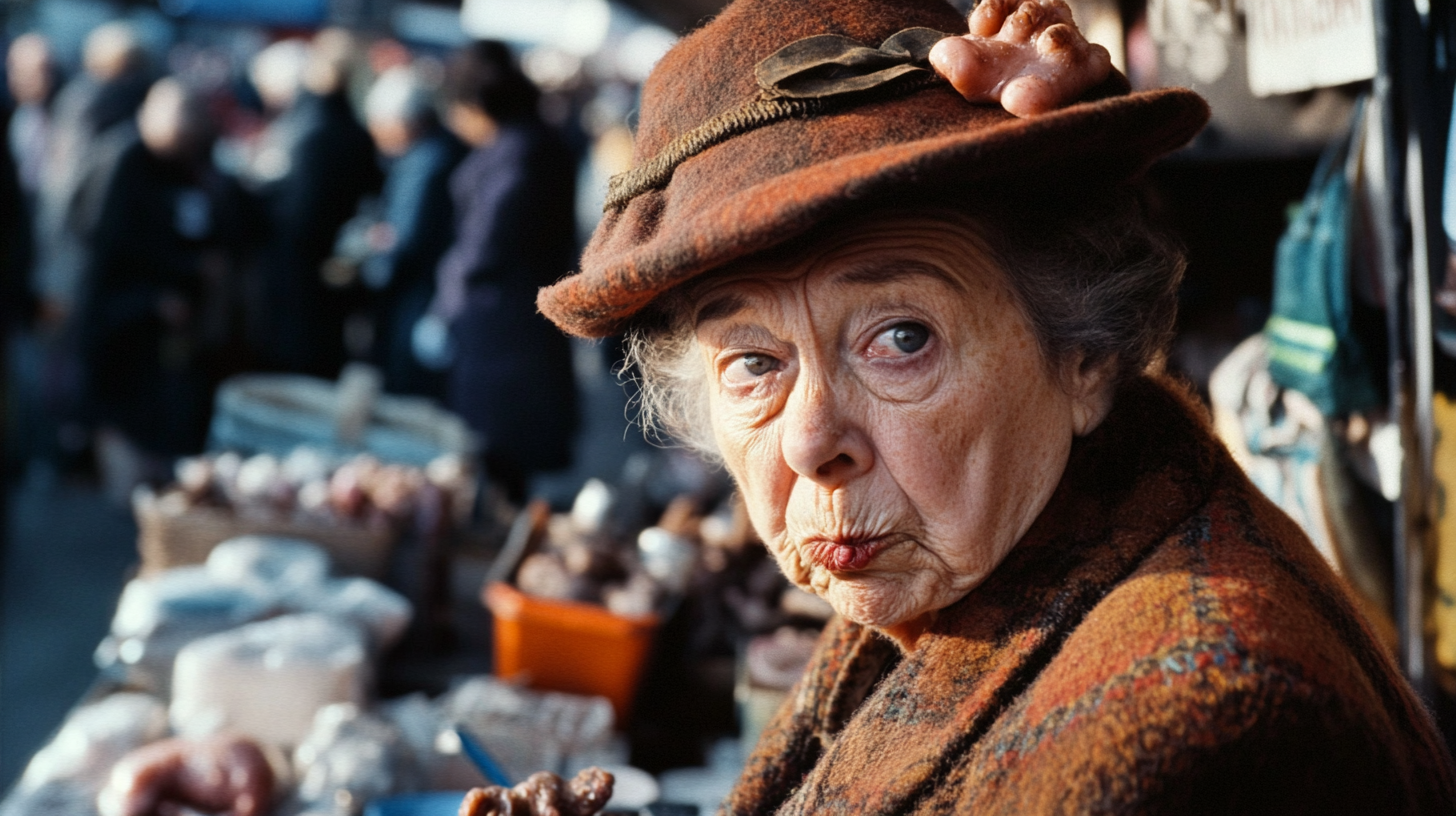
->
xmin=818 ymin=573 xmax=931 ymax=630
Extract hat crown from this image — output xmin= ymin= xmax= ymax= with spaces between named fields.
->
xmin=539 ymin=0 xmax=1207 ymax=338
xmin=634 ymin=0 xmax=967 ymax=165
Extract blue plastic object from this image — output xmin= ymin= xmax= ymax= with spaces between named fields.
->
xmin=363 ymin=792 xmax=471 ymax=816
xmin=454 ymin=727 xmax=514 ymax=787
xmin=158 ymin=0 xmax=327 ymax=26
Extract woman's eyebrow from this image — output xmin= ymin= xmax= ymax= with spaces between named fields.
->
xmin=694 ymin=293 xmax=749 ymax=327
xmin=835 ymin=262 xmax=967 ymax=292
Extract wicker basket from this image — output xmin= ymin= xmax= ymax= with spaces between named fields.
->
xmin=134 ymin=489 xmax=396 ymax=578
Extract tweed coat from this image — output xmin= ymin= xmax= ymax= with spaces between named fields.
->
xmin=723 ymin=375 xmax=1456 ymax=815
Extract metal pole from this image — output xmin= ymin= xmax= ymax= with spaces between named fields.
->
xmin=1408 ymin=130 xmax=1434 ymax=692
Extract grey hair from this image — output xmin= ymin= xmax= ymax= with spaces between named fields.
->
xmin=623 ymin=311 xmax=717 ymax=457
xmin=976 ymin=189 xmax=1186 ymax=386
xmin=620 ymin=188 xmax=1186 ymax=458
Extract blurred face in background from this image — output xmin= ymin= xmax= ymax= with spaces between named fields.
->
xmin=139 ymin=80 xmax=210 ymax=163
xmin=304 ymin=27 xmax=356 ymax=96
xmin=7 ymin=34 xmax=55 ymax=105
xmin=84 ymin=22 xmax=144 ymax=82
xmin=250 ymin=39 xmax=309 ymax=113
xmin=445 ymin=102 xmax=496 ymax=148
xmin=364 ymin=67 xmax=432 ymax=158
xmin=367 ymin=118 xmax=416 ymax=158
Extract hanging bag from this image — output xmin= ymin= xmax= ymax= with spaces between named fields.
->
xmin=1264 ymin=98 xmax=1382 ymax=417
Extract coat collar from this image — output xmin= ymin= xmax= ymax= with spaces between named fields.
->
xmin=753 ymin=374 xmax=1224 ymax=815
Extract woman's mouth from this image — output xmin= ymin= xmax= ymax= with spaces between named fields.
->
xmin=806 ymin=536 xmax=894 ymax=571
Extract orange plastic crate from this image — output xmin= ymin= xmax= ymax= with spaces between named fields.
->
xmin=482 ymin=581 xmax=659 ymax=724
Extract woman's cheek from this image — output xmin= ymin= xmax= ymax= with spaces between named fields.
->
xmin=771 ymin=536 xmax=815 ymax=589
xmin=855 ymin=350 xmax=945 ymax=405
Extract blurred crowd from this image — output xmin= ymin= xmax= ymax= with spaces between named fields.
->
xmin=0 ymin=20 xmax=633 ymax=505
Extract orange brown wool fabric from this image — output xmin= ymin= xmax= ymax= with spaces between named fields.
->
xmin=724 ymin=376 xmax=1456 ymax=814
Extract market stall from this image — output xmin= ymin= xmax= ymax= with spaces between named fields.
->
xmin=4 ymin=0 xmax=1456 ymax=811
xmin=1 ymin=358 xmax=834 ymax=815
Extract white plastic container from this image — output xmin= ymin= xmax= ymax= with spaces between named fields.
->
xmin=170 ymin=613 xmax=368 ymax=749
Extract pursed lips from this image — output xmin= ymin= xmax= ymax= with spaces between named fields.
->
xmin=805 ymin=535 xmax=899 ymax=571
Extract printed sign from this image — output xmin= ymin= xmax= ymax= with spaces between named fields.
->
xmin=1244 ymin=0 xmax=1377 ymax=96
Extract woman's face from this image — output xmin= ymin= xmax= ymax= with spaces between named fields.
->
xmin=694 ymin=215 xmax=1111 ymax=645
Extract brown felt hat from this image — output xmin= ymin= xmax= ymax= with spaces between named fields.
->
xmin=538 ymin=0 xmax=1210 ymax=338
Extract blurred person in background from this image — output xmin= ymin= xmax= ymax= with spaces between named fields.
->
xmin=360 ymin=65 xmax=465 ymax=399
xmin=241 ymin=38 xmax=309 ymax=187
xmin=3 ymin=35 xmax=49 ymax=476
xmin=7 ymin=33 xmax=58 ymax=210
xmin=36 ymin=21 xmax=151 ymax=326
xmin=2 ymin=68 xmax=30 ymax=482
xmin=26 ymin=21 xmax=151 ymax=469
xmin=419 ymin=41 xmax=579 ymax=504
xmin=252 ymin=28 xmax=381 ymax=378
xmin=4 ymin=34 xmax=51 ymax=326
xmin=73 ymin=78 xmax=248 ymax=502
xmin=1 ymin=102 xmax=22 ymax=552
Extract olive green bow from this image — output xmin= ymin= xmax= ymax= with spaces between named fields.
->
xmin=604 ymin=27 xmax=952 ymax=213
xmin=757 ymin=28 xmax=951 ymax=100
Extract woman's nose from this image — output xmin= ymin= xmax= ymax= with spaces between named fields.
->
xmin=779 ymin=378 xmax=873 ymax=487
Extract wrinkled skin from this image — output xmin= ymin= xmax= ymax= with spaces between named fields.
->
xmin=98 ymin=735 xmax=274 ymax=816
xmin=931 ymin=0 xmax=1113 ymax=117
xmin=459 ymin=768 xmax=615 ymax=816
xmin=694 ymin=213 xmax=1114 ymax=650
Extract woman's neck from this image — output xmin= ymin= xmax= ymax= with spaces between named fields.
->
xmin=880 ymin=610 xmax=938 ymax=651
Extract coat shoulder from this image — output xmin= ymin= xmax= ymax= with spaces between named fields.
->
xmin=959 ymin=470 xmax=1456 ymax=814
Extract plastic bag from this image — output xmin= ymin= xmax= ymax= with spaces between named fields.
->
xmin=435 ymin=677 xmax=615 ymax=785
xmin=292 ymin=703 xmax=421 ymax=814
xmin=303 ymin=577 xmax=412 ymax=651
xmin=0 ymin=693 xmax=169 ymax=816
xmin=96 ymin=567 xmax=275 ymax=692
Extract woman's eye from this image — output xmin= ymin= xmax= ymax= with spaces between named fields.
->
xmin=728 ymin=353 xmax=780 ymax=381
xmin=869 ymin=321 xmax=931 ymax=357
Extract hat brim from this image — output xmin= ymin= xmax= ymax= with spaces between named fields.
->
xmin=540 ymin=84 xmax=1209 ymax=338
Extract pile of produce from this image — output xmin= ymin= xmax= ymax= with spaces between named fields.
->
xmin=150 ymin=448 xmax=475 ymax=530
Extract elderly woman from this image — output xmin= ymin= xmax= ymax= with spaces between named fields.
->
xmin=92 ymin=0 xmax=1453 ymax=813
xmin=533 ymin=0 xmax=1456 ymax=812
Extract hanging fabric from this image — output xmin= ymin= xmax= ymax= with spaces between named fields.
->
xmin=1437 ymin=84 xmax=1456 ymax=324
xmin=1210 ymin=333 xmax=1398 ymax=653
xmin=1264 ymin=98 xmax=1384 ymax=417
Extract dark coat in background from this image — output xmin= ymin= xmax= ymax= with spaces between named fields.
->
xmin=434 ymin=120 xmax=579 ymax=478
xmin=0 ymin=108 xmax=32 ymax=335
xmin=725 ymin=376 xmax=1455 ymax=816
xmin=33 ymin=70 xmax=149 ymax=312
xmin=74 ymin=131 xmax=247 ymax=456
xmin=363 ymin=123 xmax=466 ymax=398
xmin=0 ymin=107 xmax=27 ymax=483
xmin=255 ymin=89 xmax=381 ymax=377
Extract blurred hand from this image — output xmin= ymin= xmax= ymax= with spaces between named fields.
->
xmin=98 ymin=735 xmax=275 ymax=816
xmin=459 ymin=768 xmax=614 ymax=816
xmin=929 ymin=0 xmax=1112 ymax=117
